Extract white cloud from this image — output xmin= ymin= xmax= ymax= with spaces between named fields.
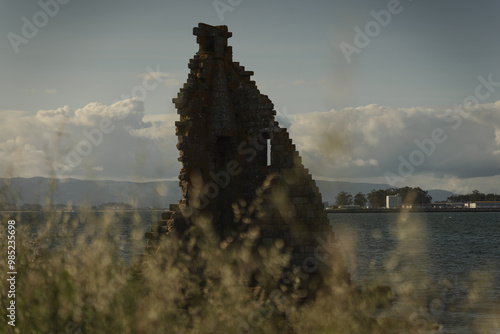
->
xmin=351 ymin=159 xmax=378 ymax=167
xmin=2 ymin=99 xmax=500 ymax=193
xmin=0 ymin=137 xmax=47 ymax=178
xmin=0 ymin=99 xmax=179 ymax=181
xmin=288 ymin=102 xmax=500 ymax=192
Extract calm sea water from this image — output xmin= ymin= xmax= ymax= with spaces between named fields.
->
xmin=329 ymin=212 xmax=500 ymax=334
xmin=2 ymin=210 xmax=156 ymax=263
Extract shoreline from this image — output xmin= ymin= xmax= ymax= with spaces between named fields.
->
xmin=0 ymin=209 xmax=165 ymax=213
xmin=327 ymin=208 xmax=500 ymax=213
xmin=3 ymin=208 xmax=500 ymax=214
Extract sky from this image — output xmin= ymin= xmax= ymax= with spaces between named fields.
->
xmin=1 ymin=0 xmax=500 ymax=194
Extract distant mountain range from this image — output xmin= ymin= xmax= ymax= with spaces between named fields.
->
xmin=0 ymin=177 xmax=181 ymax=208
xmin=0 ymin=177 xmax=455 ymax=208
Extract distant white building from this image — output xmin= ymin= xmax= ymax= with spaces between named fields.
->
xmin=386 ymin=195 xmax=402 ymax=209
xmin=465 ymin=201 xmax=500 ymax=208
xmin=402 ymin=204 xmax=421 ymax=209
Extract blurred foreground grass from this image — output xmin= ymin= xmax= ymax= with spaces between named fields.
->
xmin=2 ymin=209 xmax=495 ymax=333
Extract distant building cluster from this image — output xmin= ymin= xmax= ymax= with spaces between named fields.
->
xmin=386 ymin=195 xmax=402 ymax=209
xmin=433 ymin=201 xmax=500 ymax=209
xmin=464 ymin=201 xmax=500 ymax=208
xmin=432 ymin=202 xmax=464 ymax=209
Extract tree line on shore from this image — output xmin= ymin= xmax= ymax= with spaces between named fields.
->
xmin=335 ymin=188 xmax=500 ymax=208
xmin=334 ymin=187 xmax=432 ymax=208
xmin=447 ymin=190 xmax=500 ymax=202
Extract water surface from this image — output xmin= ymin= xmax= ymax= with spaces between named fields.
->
xmin=329 ymin=212 xmax=500 ymax=333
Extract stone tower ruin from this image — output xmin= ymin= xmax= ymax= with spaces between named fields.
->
xmin=144 ymin=23 xmax=349 ymax=289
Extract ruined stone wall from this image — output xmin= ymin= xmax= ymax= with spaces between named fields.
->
xmin=144 ymin=23 xmax=349 ymax=287
xmin=173 ymin=24 xmax=276 ymax=235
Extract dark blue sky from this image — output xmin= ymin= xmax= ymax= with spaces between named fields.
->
xmin=2 ymin=0 xmax=500 ymax=113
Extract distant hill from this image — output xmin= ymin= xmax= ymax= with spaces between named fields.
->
xmin=0 ymin=177 xmax=181 ymax=208
xmin=424 ymin=189 xmax=456 ymax=203
xmin=0 ymin=177 xmax=455 ymax=208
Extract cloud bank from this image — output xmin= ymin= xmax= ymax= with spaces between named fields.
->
xmin=0 ymin=99 xmax=179 ymax=181
xmin=1 ymin=99 xmax=500 ymax=193
xmin=287 ymin=102 xmax=500 ymax=193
